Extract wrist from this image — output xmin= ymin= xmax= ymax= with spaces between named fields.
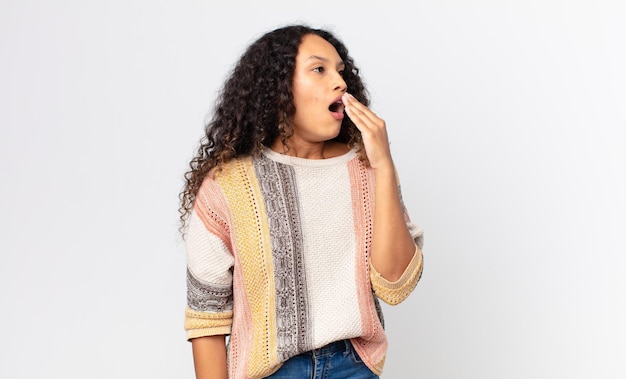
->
xmin=371 ymin=160 xmax=395 ymax=176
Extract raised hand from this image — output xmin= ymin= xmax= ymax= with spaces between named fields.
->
xmin=342 ymin=93 xmax=393 ymax=170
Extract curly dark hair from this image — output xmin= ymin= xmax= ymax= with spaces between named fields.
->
xmin=178 ymin=24 xmax=370 ymax=234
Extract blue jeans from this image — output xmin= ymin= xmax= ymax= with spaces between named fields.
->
xmin=264 ymin=340 xmax=379 ymax=379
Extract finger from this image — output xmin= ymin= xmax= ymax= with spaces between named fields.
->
xmin=343 ymin=94 xmax=382 ymax=129
xmin=343 ymin=101 xmax=376 ymax=134
xmin=342 ymin=94 xmax=376 ymax=120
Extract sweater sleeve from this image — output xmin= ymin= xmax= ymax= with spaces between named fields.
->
xmin=370 ymin=243 xmax=423 ymax=305
xmin=184 ymin=179 xmax=235 ymax=340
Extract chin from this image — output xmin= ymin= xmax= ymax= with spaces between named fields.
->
xmin=325 ymin=129 xmax=342 ymax=141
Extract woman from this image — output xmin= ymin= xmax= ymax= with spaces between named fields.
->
xmin=179 ymin=24 xmax=424 ymax=379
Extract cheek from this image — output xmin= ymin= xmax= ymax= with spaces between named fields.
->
xmin=292 ymin=93 xmax=317 ymax=125
xmin=293 ymin=79 xmax=321 ymax=104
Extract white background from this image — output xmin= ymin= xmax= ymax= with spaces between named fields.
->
xmin=1 ymin=1 xmax=624 ymax=378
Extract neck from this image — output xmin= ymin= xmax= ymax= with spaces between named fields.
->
xmin=271 ymin=139 xmax=327 ymax=159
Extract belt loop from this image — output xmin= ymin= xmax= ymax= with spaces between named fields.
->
xmin=344 ymin=339 xmax=351 ymax=355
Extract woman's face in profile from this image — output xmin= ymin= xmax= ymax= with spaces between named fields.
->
xmin=289 ymin=34 xmax=348 ymax=147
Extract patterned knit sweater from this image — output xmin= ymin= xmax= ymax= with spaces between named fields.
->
xmin=184 ymin=148 xmax=424 ymax=379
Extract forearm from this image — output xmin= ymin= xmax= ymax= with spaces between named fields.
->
xmin=370 ymin=163 xmax=417 ymax=282
xmin=341 ymin=93 xmax=418 ymax=281
xmin=191 ymin=335 xmax=228 ymax=379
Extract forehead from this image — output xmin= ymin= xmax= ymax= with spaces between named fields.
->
xmin=296 ymin=34 xmax=342 ymax=63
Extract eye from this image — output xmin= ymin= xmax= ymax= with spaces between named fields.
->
xmin=338 ymin=70 xmax=345 ymax=77
xmin=313 ymin=66 xmax=325 ymax=73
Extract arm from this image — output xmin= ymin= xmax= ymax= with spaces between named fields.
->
xmin=191 ymin=335 xmax=228 ymax=379
xmin=369 ymin=161 xmax=418 ymax=281
xmin=342 ymin=93 xmax=417 ymax=281
xmin=185 ymin=180 xmax=235 ymax=376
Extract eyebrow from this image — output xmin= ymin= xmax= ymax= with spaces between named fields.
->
xmin=306 ymin=55 xmax=345 ymax=67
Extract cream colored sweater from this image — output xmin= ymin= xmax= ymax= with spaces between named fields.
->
xmin=185 ymin=149 xmax=424 ymax=379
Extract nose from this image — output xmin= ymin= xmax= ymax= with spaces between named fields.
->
xmin=333 ymin=71 xmax=347 ymax=93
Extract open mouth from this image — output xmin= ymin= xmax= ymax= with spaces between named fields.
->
xmin=328 ymin=100 xmax=344 ymax=113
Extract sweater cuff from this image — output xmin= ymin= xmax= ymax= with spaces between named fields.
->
xmin=370 ymin=245 xmax=423 ymax=305
xmin=185 ymin=307 xmax=233 ymax=340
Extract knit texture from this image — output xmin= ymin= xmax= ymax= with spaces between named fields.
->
xmin=184 ymin=149 xmax=424 ymax=379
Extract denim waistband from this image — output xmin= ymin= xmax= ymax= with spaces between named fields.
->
xmin=305 ymin=340 xmax=351 ymax=357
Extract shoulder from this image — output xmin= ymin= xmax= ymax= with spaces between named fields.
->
xmin=196 ymin=156 xmax=253 ymax=200
xmin=207 ymin=156 xmax=254 ymax=181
